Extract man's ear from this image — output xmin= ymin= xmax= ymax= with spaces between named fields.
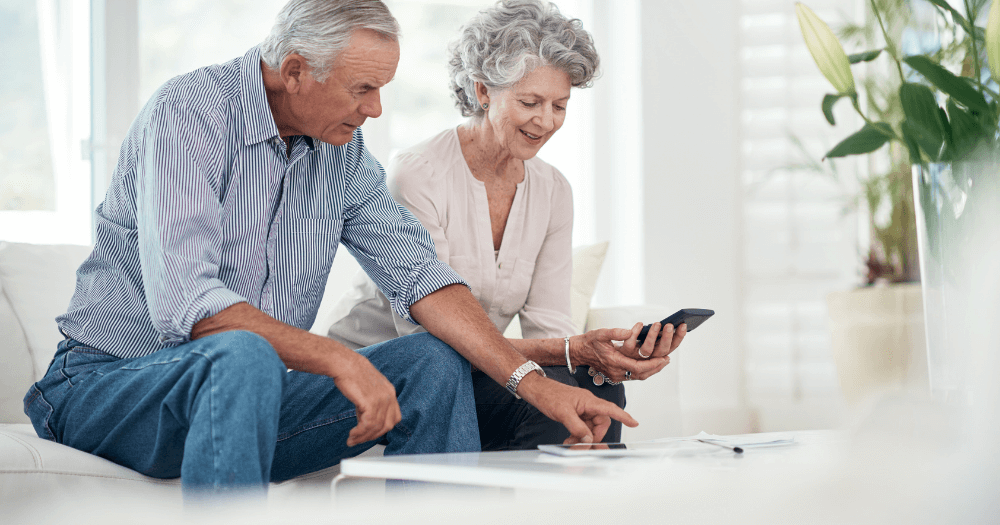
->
xmin=280 ymin=53 xmax=310 ymax=94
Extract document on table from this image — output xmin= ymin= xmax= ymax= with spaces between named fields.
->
xmin=692 ymin=431 xmax=795 ymax=448
xmin=538 ymin=432 xmax=797 ymax=458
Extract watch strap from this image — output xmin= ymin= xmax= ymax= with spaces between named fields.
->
xmin=505 ymin=360 xmax=546 ymax=399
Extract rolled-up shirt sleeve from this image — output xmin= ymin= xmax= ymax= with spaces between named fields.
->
xmin=135 ymin=98 xmax=246 ymax=345
xmin=339 ymin=141 xmax=468 ymax=324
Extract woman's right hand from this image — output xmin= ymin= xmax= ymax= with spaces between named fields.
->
xmin=571 ymin=327 xmax=670 ymax=384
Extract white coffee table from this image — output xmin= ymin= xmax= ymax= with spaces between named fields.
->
xmin=333 ymin=430 xmax=840 ymax=495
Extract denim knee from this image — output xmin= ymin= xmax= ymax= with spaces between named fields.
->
xmin=407 ymin=333 xmax=471 ymax=381
xmin=192 ymin=330 xmax=286 ymax=393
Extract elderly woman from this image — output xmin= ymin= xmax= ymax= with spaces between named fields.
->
xmin=327 ymin=0 xmax=685 ymax=450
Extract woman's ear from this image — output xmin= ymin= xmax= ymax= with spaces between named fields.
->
xmin=474 ymin=81 xmax=490 ymax=109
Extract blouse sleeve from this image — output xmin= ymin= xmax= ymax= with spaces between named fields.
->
xmin=517 ymin=168 xmax=579 ymax=339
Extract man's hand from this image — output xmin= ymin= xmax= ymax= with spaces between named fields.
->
xmin=410 ymin=285 xmax=639 ymax=444
xmin=329 ymin=349 xmax=402 ymax=447
xmin=192 ymin=302 xmax=401 ymax=447
xmin=517 ymin=373 xmax=639 ymax=444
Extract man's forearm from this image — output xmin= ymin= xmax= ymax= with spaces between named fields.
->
xmin=409 ymin=284 xmax=533 ymax=386
xmin=191 ymin=302 xmax=350 ymax=377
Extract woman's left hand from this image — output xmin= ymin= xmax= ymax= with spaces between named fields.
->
xmin=572 ymin=328 xmax=671 ymax=383
xmin=620 ymin=321 xmax=687 ymax=361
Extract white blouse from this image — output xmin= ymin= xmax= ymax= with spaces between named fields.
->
xmin=326 ymin=127 xmax=578 ymax=349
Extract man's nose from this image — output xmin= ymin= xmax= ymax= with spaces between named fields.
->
xmin=360 ymin=90 xmax=383 ymax=118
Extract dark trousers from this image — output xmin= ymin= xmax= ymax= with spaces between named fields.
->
xmin=473 ymin=366 xmax=626 ymax=451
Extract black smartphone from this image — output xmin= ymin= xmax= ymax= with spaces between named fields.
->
xmin=635 ymin=308 xmax=715 ymax=345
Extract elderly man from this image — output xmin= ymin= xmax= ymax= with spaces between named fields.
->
xmin=22 ymin=0 xmax=636 ymax=494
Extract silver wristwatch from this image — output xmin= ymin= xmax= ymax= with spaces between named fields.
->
xmin=505 ymin=360 xmax=546 ymax=400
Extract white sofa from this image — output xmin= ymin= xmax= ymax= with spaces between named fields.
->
xmin=0 ymin=240 xmax=678 ymax=502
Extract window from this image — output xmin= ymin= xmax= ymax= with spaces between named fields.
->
xmin=137 ymin=1 xmax=287 ymax=103
xmin=739 ymin=0 xmax=863 ymax=428
xmin=0 ymin=0 xmax=91 ymax=244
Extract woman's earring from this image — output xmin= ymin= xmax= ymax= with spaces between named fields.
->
xmin=482 ymin=103 xmax=489 ymax=110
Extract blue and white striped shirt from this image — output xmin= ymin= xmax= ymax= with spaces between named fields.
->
xmin=57 ymin=47 xmax=466 ymax=359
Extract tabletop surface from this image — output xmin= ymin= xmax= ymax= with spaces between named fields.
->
xmin=338 ymin=430 xmax=843 ymax=491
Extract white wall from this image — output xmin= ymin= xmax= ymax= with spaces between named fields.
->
xmin=641 ymin=0 xmax=749 ymax=434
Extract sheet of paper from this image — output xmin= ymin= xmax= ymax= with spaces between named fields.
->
xmin=694 ymin=431 xmax=796 ymax=448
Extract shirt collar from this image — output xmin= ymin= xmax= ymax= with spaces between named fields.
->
xmin=239 ymin=46 xmax=281 ymax=147
xmin=239 ymin=46 xmax=318 ymax=152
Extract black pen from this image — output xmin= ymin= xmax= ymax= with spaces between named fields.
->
xmin=697 ymin=439 xmax=743 ymax=454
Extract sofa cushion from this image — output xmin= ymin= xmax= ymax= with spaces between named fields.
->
xmin=0 ymin=283 xmax=33 ymax=424
xmin=0 ymin=423 xmax=372 ymax=501
xmin=571 ymin=241 xmax=609 ymax=333
xmin=0 ymin=242 xmax=93 ymax=381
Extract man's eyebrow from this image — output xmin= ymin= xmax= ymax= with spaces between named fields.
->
xmin=354 ymin=76 xmax=395 ymax=90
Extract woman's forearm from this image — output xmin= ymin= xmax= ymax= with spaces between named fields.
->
xmin=509 ymin=336 xmax=584 ymax=368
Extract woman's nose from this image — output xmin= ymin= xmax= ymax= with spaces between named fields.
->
xmin=536 ymin=105 xmax=555 ymax=131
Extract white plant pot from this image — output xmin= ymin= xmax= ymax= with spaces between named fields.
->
xmin=826 ymin=284 xmax=927 ymax=406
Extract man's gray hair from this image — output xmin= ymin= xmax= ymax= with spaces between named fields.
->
xmin=449 ymin=0 xmax=599 ymax=118
xmin=260 ymin=0 xmax=400 ymax=83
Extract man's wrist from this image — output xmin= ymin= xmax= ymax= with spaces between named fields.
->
xmin=511 ymin=368 xmax=548 ymax=404
xmin=506 ymin=360 xmax=546 ymax=399
xmin=321 ymin=338 xmax=363 ymax=379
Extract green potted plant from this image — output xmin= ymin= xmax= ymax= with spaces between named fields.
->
xmin=797 ymin=0 xmax=1000 ymax=403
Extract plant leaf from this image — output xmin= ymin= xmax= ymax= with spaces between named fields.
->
xmin=822 ymin=94 xmax=843 ymax=125
xmin=926 ymin=0 xmax=976 ymax=37
xmin=849 ymin=49 xmax=883 ymax=63
xmin=900 ymin=122 xmax=924 ymax=165
xmin=824 ymin=122 xmax=894 ymax=158
xmin=903 ymin=55 xmax=990 ymax=114
xmin=899 ymin=82 xmax=945 ymax=159
xmin=946 ymin=99 xmax=987 ymax=158
xmin=902 ymin=120 xmax=946 ymax=161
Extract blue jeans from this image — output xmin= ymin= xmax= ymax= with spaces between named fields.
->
xmin=23 ymin=331 xmax=479 ymax=494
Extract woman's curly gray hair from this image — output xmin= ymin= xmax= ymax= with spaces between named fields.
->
xmin=449 ymin=0 xmax=600 ymax=118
